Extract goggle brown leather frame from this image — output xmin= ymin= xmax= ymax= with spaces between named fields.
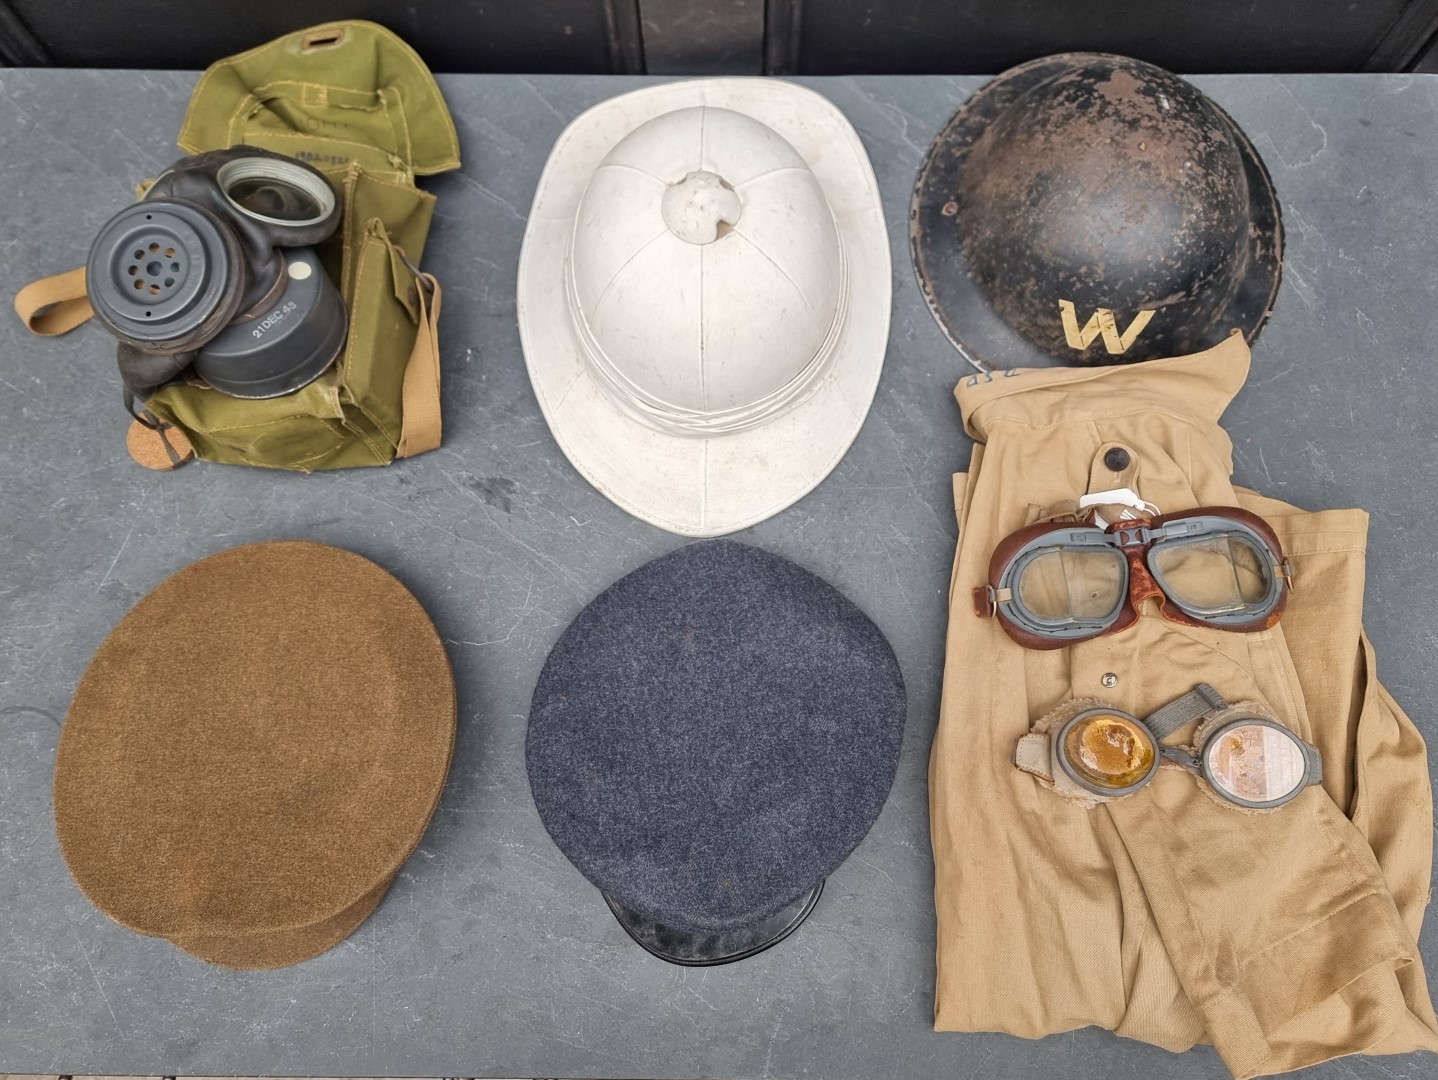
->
xmin=974 ymin=505 xmax=1292 ymax=650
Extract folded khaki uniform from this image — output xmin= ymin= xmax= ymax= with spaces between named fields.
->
xmin=931 ymin=333 xmax=1438 ymax=1077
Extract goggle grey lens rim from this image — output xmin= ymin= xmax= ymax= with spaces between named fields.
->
xmin=1054 ymin=708 xmax=1161 ymax=798
xmin=1197 ymin=716 xmax=1319 ymax=809
xmin=1145 ymin=517 xmax=1285 ymax=626
xmin=997 ymin=529 xmax=1129 ymax=640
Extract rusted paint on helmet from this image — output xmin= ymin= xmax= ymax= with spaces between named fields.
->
xmin=911 ymin=53 xmax=1283 ymax=370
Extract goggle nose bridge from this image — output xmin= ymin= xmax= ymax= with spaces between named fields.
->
xmin=1124 ymin=540 xmax=1167 ymax=608
xmin=1159 ymin=744 xmax=1204 ymax=772
xmin=1109 ymin=516 xmax=1207 ymax=548
xmin=1111 ymin=523 xmax=1156 ymax=548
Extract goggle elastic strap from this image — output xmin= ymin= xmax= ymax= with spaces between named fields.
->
xmin=1146 ymin=683 xmax=1227 ymax=739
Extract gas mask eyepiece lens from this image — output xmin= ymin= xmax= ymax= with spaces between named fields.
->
xmin=217 ymin=157 xmax=337 ymax=227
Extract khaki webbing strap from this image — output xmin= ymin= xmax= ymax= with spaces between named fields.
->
xmin=15 ymin=266 xmax=94 ymax=336
xmin=1146 ymin=683 xmax=1227 ymax=740
xmin=396 ymin=271 xmax=442 ymax=458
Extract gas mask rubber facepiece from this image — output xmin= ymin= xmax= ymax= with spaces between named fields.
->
xmin=85 ymin=146 xmax=346 ymax=416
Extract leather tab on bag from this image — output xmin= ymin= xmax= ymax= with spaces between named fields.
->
xmin=396 ymin=270 xmax=442 ymax=458
xmin=15 ymin=266 xmax=93 ymax=336
xmin=126 ymin=416 xmax=196 ymax=471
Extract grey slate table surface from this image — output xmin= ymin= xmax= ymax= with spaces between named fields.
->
xmin=1 ymin=70 xmax=1436 ymax=1080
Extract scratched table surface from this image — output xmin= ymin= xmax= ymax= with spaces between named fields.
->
xmin=1 ymin=70 xmax=1436 ymax=1080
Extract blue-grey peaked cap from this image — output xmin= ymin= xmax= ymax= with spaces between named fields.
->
xmin=526 ymin=539 xmax=906 ymax=935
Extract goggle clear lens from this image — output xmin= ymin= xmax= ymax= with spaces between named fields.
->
xmin=1202 ymin=720 xmax=1309 ymax=805
xmin=1016 ymin=547 xmax=1126 ymax=623
xmin=1150 ymin=533 xmax=1273 ymax=616
xmin=1061 ymin=711 xmax=1156 ymax=791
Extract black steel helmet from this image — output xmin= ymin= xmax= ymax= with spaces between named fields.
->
xmin=910 ymin=53 xmax=1283 ymax=371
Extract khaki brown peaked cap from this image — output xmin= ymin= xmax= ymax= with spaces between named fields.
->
xmin=54 ymin=541 xmax=455 ymax=969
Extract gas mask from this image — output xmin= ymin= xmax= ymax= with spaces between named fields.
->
xmin=85 ymin=146 xmax=346 ymax=415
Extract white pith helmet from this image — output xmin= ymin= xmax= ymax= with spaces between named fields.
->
xmin=518 ymin=79 xmax=891 ymax=537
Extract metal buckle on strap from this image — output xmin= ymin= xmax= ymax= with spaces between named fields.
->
xmin=1195 ymin=682 xmax=1226 ymax=712
xmin=972 ymin=584 xmax=1014 ymax=618
xmin=1111 ymin=523 xmax=1155 ymax=548
xmin=393 ymin=244 xmax=435 ymax=307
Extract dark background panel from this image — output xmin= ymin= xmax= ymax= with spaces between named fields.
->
xmin=643 ymin=0 xmax=764 ymax=73
xmin=1415 ymin=28 xmax=1438 ymax=69
xmin=785 ymin=0 xmax=1438 ymax=74
xmin=0 ymin=0 xmax=643 ymax=71
xmin=5 ymin=0 xmax=1438 ymax=73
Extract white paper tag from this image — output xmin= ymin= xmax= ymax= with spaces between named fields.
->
xmin=1078 ymin=487 xmax=1158 ymax=528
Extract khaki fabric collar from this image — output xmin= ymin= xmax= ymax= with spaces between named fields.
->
xmin=955 ymin=330 xmax=1251 ymax=441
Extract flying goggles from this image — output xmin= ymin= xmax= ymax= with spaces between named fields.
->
xmin=1015 ymin=684 xmax=1322 ymax=810
xmin=975 ymin=506 xmax=1292 ymax=649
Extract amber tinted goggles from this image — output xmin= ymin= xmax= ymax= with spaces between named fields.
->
xmin=974 ymin=506 xmax=1292 ymax=649
xmin=1016 ymin=684 xmax=1323 ymax=810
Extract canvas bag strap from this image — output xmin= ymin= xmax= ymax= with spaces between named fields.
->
xmin=16 ymin=267 xmax=190 ymax=413
xmin=14 ymin=266 xmax=93 ymax=336
xmin=396 ymin=263 xmax=443 ymax=458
